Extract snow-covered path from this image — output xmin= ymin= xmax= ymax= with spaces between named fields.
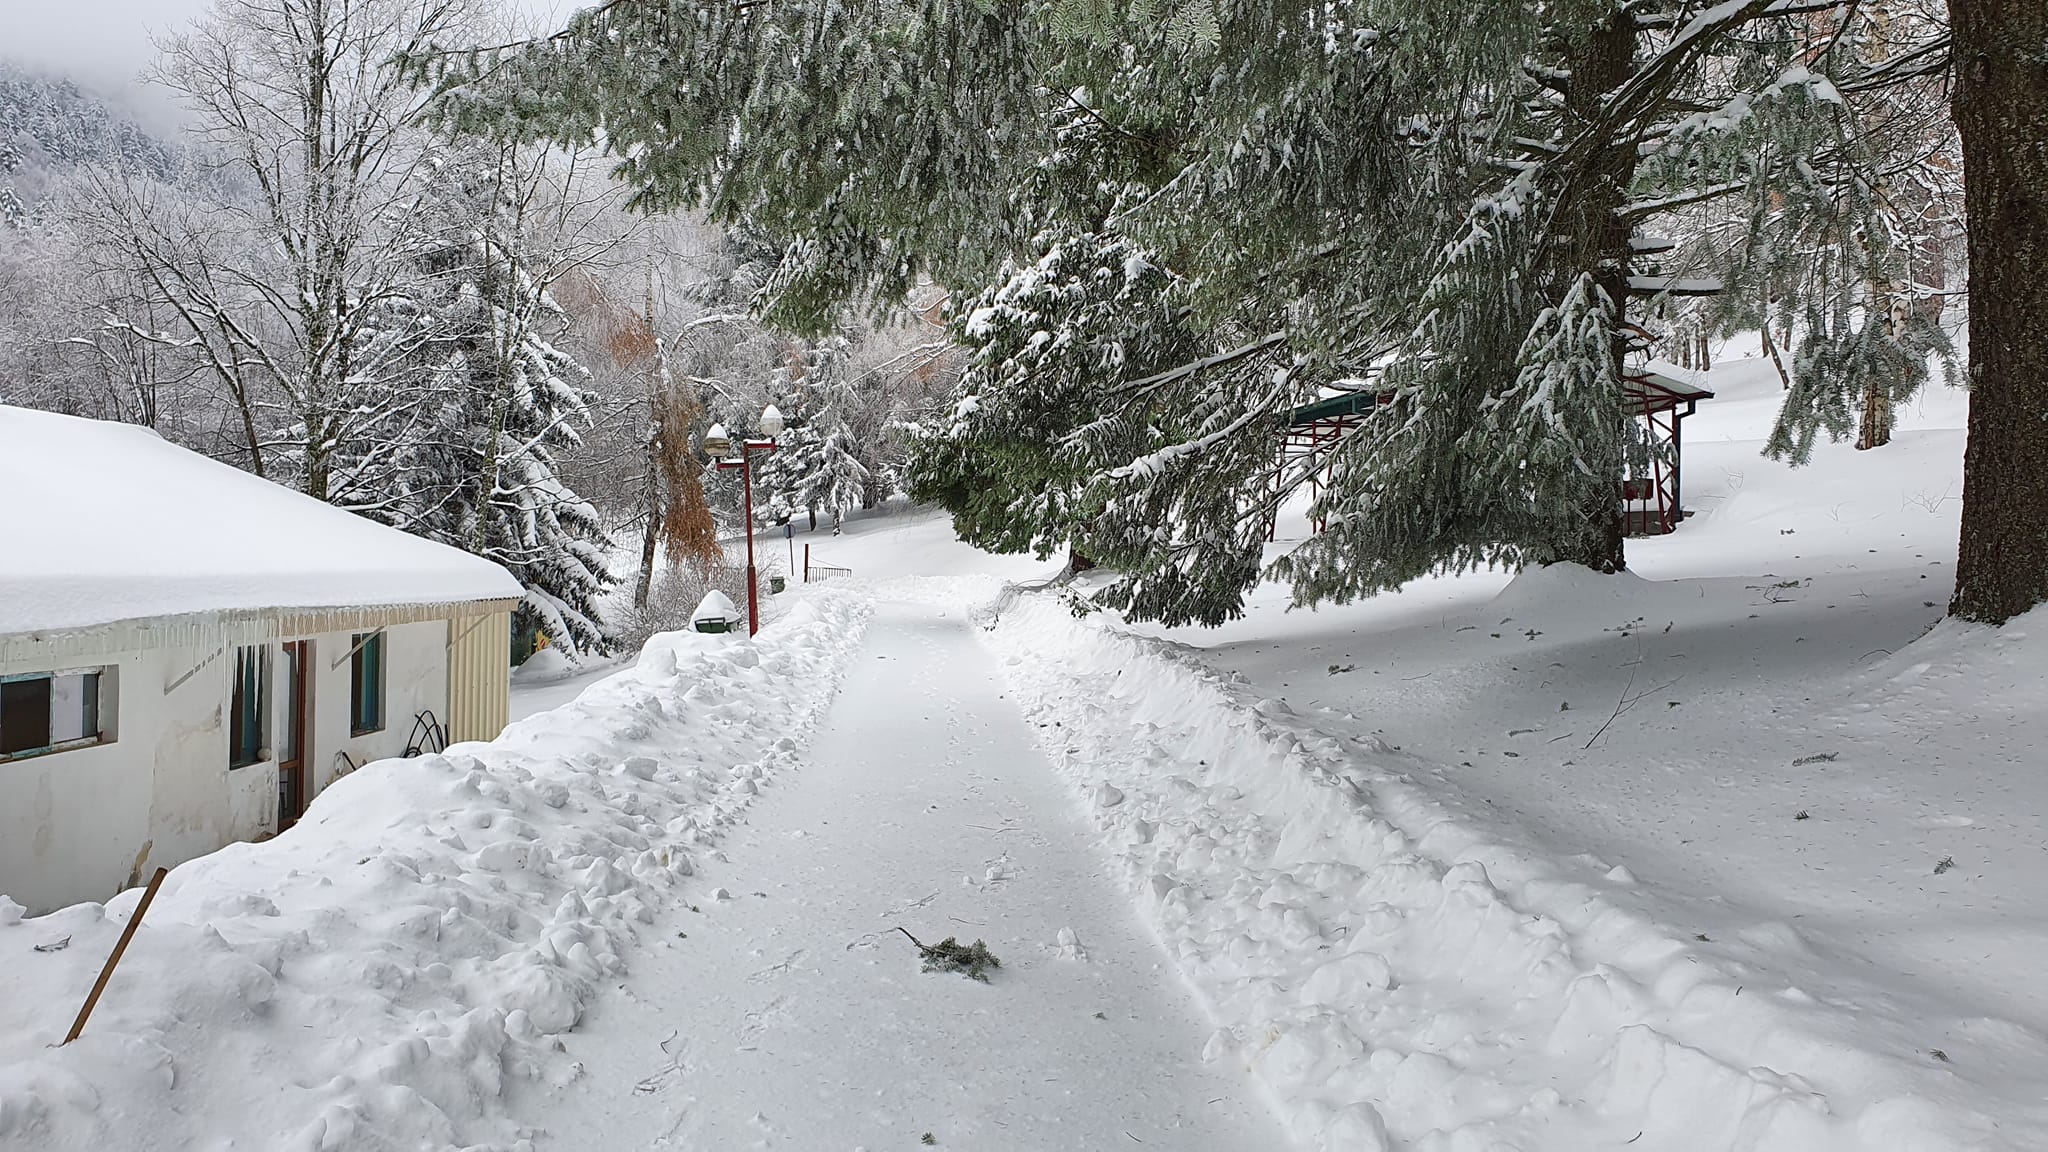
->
xmin=517 ymin=600 xmax=1279 ymax=1149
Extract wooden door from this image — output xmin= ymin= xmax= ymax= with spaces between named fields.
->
xmin=278 ymin=640 xmax=311 ymax=831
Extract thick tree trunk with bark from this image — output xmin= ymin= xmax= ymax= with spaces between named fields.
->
xmin=1553 ymin=10 xmax=1639 ymax=575
xmin=1859 ymin=0 xmax=1898 ymax=455
xmin=1857 ymin=367 xmax=1894 ymax=450
xmin=1949 ymin=0 xmax=2048 ymax=623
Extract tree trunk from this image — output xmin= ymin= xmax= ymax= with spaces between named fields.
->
xmin=1760 ymin=286 xmax=1791 ymax=390
xmin=476 ymin=379 xmax=509 ymax=553
xmin=1553 ymin=10 xmax=1639 ymax=574
xmin=1858 ymin=31 xmax=1897 ymax=458
xmin=230 ymin=378 xmax=266 ymax=477
xmin=634 ymin=505 xmax=660 ymax=610
xmin=304 ymin=413 xmax=331 ymax=501
xmin=1856 ymin=249 xmax=1897 ymax=451
xmin=634 ymin=412 xmax=663 ymax=610
xmin=1856 ymin=371 xmax=1893 ymax=450
xmin=1949 ymin=0 xmax=2048 ymax=623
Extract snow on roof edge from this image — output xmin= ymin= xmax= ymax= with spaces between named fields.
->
xmin=1629 ymin=358 xmax=1715 ymax=398
xmin=0 ymin=406 xmax=525 ymax=636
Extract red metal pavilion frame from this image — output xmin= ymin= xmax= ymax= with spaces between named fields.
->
xmin=1270 ymin=366 xmax=1712 ymax=541
xmin=1620 ymin=368 xmax=1714 ymax=536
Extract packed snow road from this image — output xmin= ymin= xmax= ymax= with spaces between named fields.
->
xmin=516 ymin=600 xmax=1280 ymax=1149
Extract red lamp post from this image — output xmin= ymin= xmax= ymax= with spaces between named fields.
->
xmin=704 ymin=406 xmax=783 ymax=636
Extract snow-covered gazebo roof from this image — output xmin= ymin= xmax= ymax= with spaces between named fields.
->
xmin=1624 ymin=359 xmax=1715 ymax=412
xmin=0 ymin=406 xmax=521 ymax=636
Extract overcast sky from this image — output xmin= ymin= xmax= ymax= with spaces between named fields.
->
xmin=3 ymin=0 xmax=573 ymax=126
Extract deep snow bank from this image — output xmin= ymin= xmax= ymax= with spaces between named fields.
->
xmin=978 ymin=587 xmax=2011 ymax=1152
xmin=0 ymin=593 xmax=870 ymax=1152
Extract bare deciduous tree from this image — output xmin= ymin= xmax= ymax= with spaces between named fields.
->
xmin=98 ymin=0 xmax=478 ymax=497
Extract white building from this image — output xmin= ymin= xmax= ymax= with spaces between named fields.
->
xmin=0 ymin=406 xmax=522 ymax=915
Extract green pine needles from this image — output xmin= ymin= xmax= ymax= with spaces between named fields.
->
xmin=897 ymin=928 xmax=1002 ymax=983
xmin=426 ymin=0 xmax=1953 ymax=628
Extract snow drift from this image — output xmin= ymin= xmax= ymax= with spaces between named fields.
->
xmin=977 ymin=583 xmax=2013 ymax=1152
xmin=0 ymin=593 xmax=870 ymax=1152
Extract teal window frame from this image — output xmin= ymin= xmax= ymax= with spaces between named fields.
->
xmin=228 ymin=645 xmax=268 ymax=769
xmin=350 ymin=632 xmax=385 ymax=735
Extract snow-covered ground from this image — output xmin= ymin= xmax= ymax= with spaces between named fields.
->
xmin=1081 ymin=346 xmax=2048 ymax=1148
xmin=1 ymin=596 xmax=871 ymax=1150
xmin=824 ymin=347 xmax=2048 ymax=1148
xmin=509 ymin=648 xmax=628 ymax=722
xmin=982 ymin=580 xmax=2047 ymax=1150
xmin=6 ymin=341 xmax=2043 ymax=1151
xmin=505 ymin=599 xmax=1280 ymax=1149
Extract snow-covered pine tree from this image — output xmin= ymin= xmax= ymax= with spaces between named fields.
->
xmin=758 ymin=380 xmax=825 ymax=529
xmin=808 ymin=421 xmax=872 ymax=529
xmin=756 ymin=338 xmax=876 ymax=530
xmin=1684 ymin=3 xmax=1963 ymax=463
xmin=1765 ymin=292 xmax=1956 ymax=465
xmin=432 ymin=0 xmax=1924 ymax=625
xmin=1472 ymin=272 xmax=1633 ymax=569
xmin=353 ymin=143 xmax=618 ymax=658
xmin=1281 ymin=2 xmax=1916 ymax=603
xmin=418 ymin=0 xmax=1050 ymax=338
xmin=906 ymin=226 xmax=1274 ymax=621
xmin=0 ymin=140 xmax=25 ymax=229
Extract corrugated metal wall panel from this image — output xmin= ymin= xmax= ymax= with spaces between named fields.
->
xmin=445 ymin=609 xmax=510 ymax=744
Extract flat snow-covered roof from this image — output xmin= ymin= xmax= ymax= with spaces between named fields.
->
xmin=1 ymin=406 xmax=523 ymax=635
xmin=1626 ymin=359 xmax=1715 ymax=400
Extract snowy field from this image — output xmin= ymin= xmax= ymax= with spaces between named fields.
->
xmin=6 ymin=343 xmax=2046 ymax=1151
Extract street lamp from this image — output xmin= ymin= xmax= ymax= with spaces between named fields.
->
xmin=708 ymin=406 xmax=783 ymax=636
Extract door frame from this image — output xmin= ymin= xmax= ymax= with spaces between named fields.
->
xmin=278 ymin=639 xmax=312 ymax=831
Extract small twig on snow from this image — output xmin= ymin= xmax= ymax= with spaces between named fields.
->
xmin=1584 ymin=641 xmax=1682 ymax=749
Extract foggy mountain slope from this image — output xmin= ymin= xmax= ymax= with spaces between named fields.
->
xmin=0 ymin=58 xmax=177 ymax=215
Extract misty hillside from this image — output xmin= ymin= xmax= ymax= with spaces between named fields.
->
xmin=0 ymin=57 xmax=175 ymax=213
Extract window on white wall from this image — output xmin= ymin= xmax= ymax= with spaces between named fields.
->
xmin=229 ymin=645 xmax=269 ymax=769
xmin=0 ymin=669 xmax=114 ymax=759
xmin=350 ymin=632 xmax=385 ymax=735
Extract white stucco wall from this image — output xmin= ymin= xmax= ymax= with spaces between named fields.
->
xmin=145 ymin=641 xmax=241 ymax=887
xmin=0 ymin=657 xmax=149 ymax=915
xmin=0 ymin=617 xmax=454 ymax=916
xmin=308 ymin=620 xmax=449 ymax=792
